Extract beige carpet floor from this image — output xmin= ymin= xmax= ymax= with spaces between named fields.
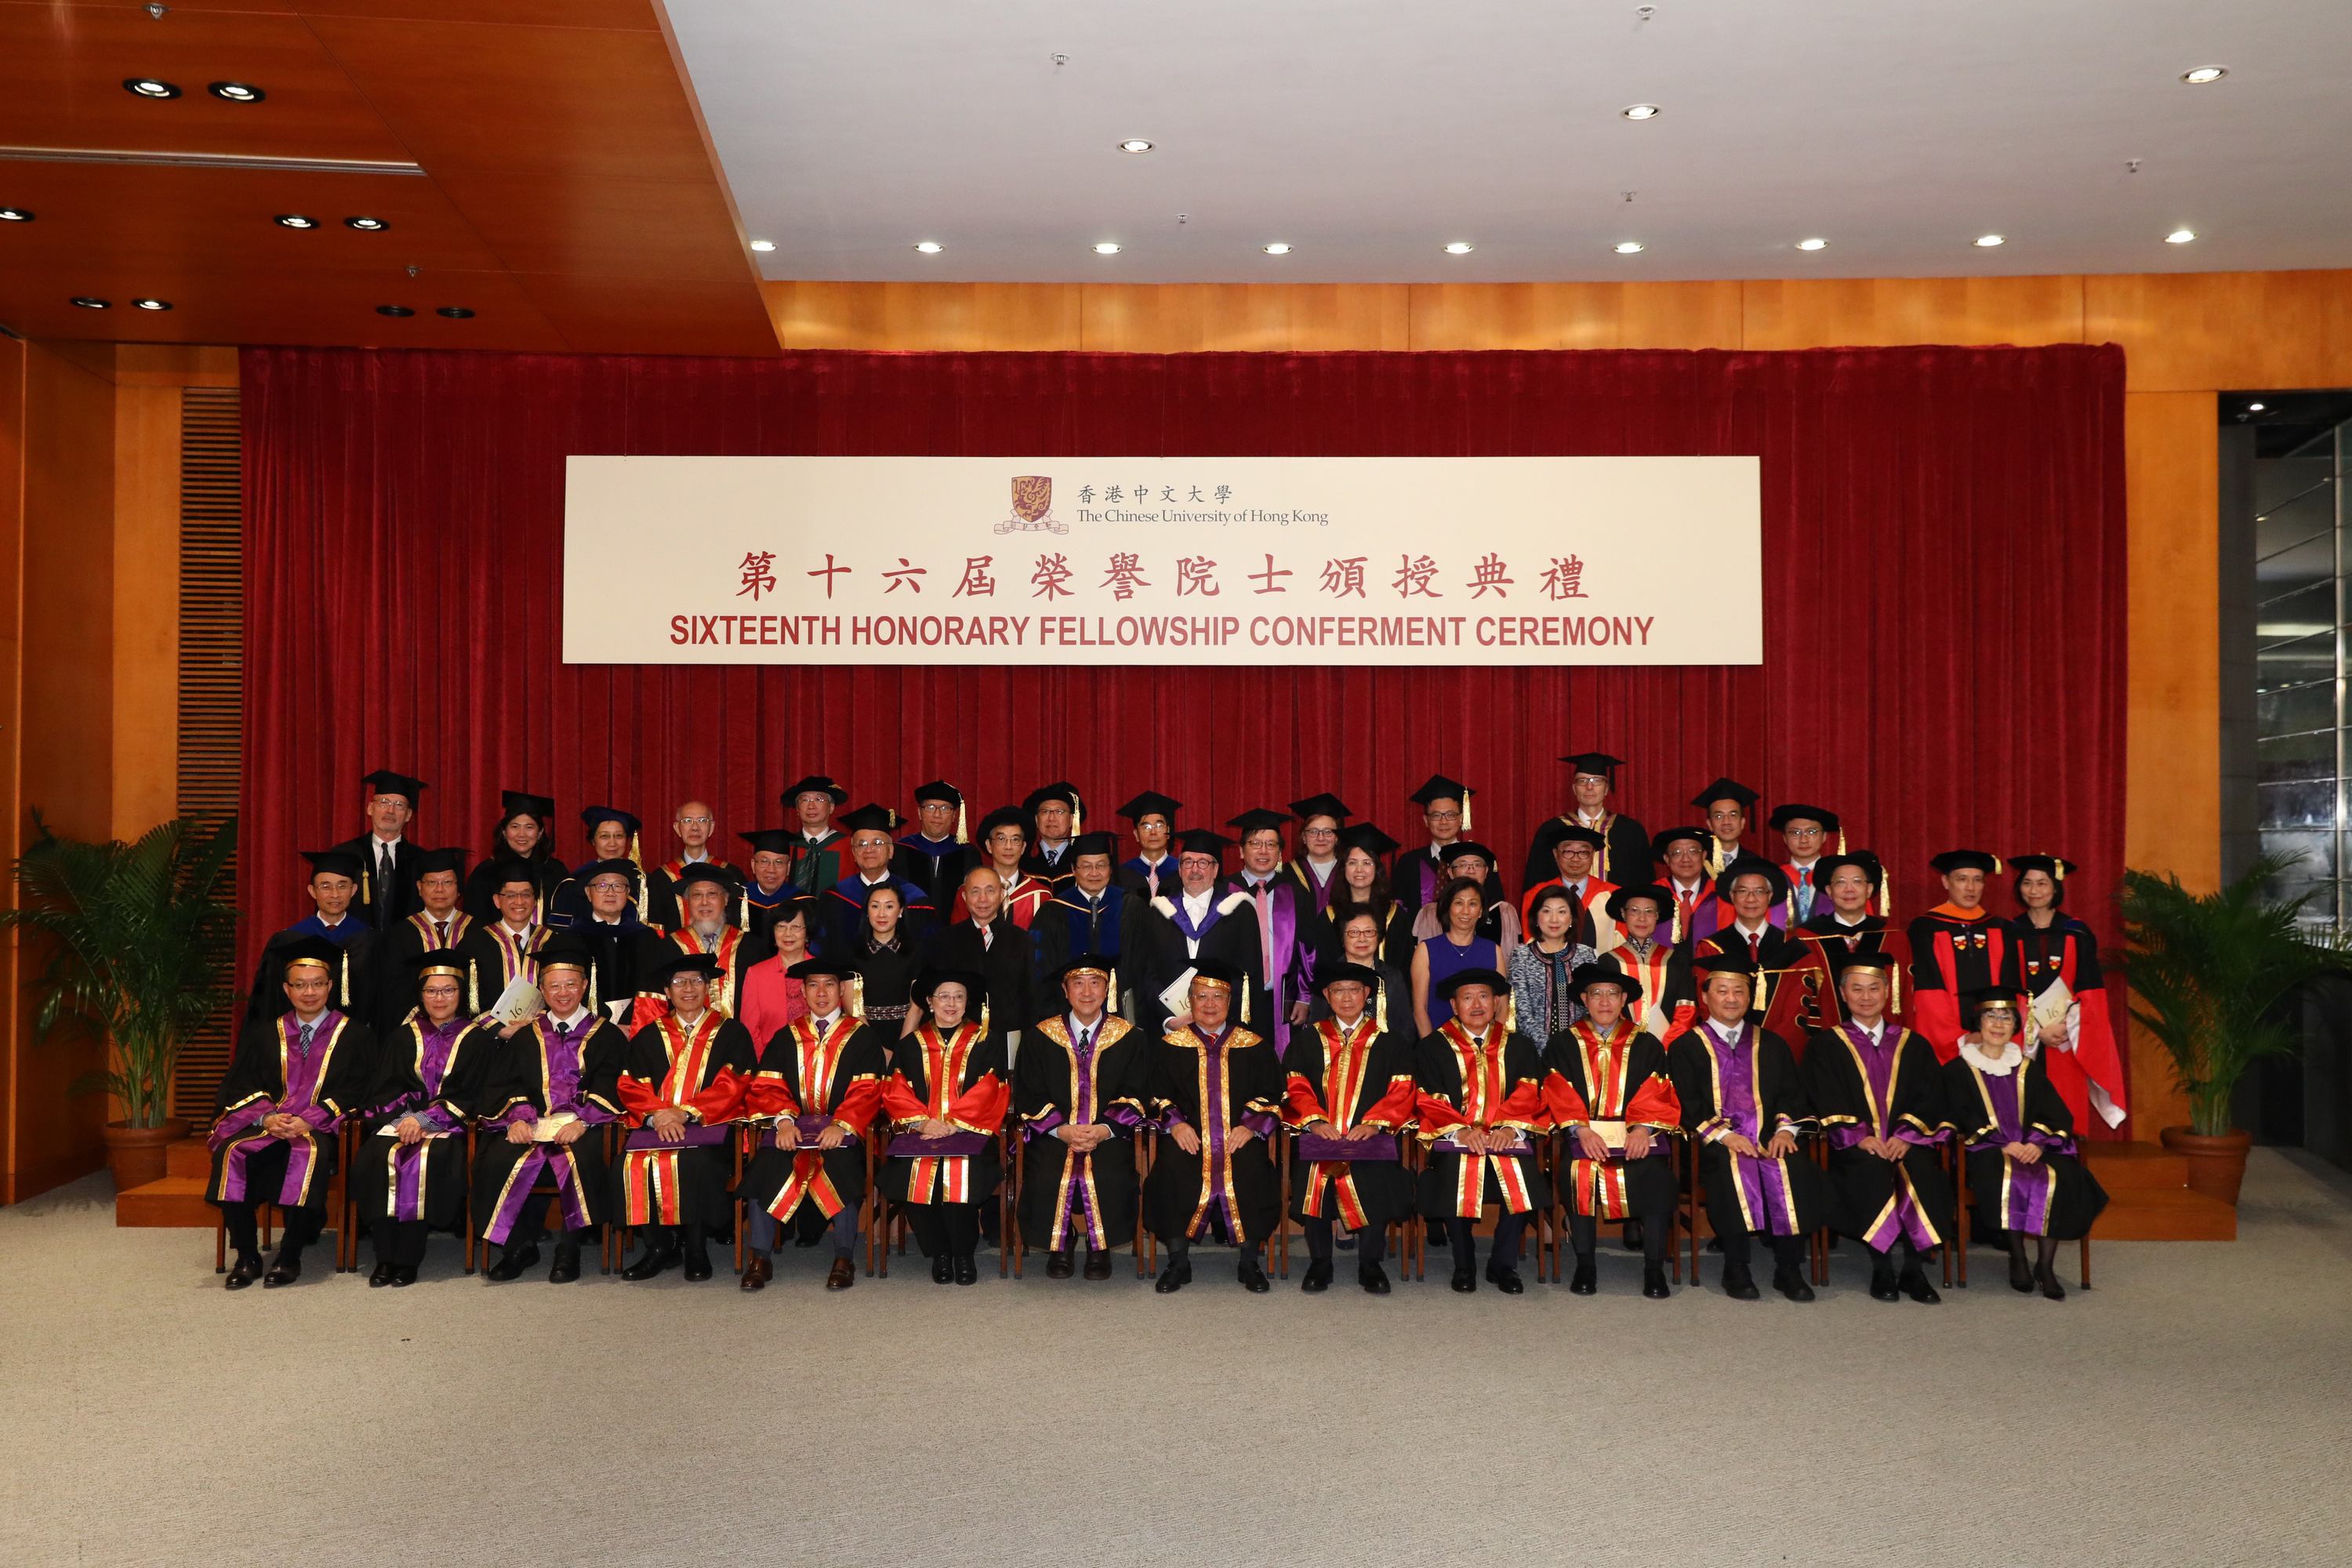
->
xmin=4 ymin=1149 xmax=2350 ymax=1568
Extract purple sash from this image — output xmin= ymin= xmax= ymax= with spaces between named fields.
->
xmin=1702 ymin=1028 xmax=1803 ymax=1237
xmin=623 ymin=1123 xmax=733 ymax=1151
xmin=1966 ymin=1068 xmax=2068 ymax=1236
xmin=1298 ymin=1131 xmax=1397 ymax=1163
xmin=888 ymin=1129 xmax=990 ymax=1158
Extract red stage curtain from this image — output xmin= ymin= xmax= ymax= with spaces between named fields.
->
xmin=239 ymin=344 xmax=2127 ymax=1109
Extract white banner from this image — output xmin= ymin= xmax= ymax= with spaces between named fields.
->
xmin=561 ymin=455 xmax=1760 ymax=666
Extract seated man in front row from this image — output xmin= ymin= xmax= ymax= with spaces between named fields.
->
xmin=1667 ymin=952 xmax=1828 ymax=1303
xmin=1014 ymin=958 xmax=1151 ymax=1279
xmin=1283 ymin=961 xmax=1418 ymax=1295
xmin=615 ymin=952 xmax=756 ymax=1283
xmin=1143 ymin=960 xmax=1283 ymax=1295
xmin=209 ymin=935 xmax=376 ymax=1289
xmin=1542 ymin=960 xmax=1683 ymax=1299
xmin=740 ymin=956 xmax=887 ymax=1292
xmin=1413 ymin=967 xmax=1550 ymax=1294
xmin=471 ymin=938 xmax=627 ymax=1283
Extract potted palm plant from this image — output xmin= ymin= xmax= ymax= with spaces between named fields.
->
xmin=0 ymin=813 xmax=239 ymax=1192
xmin=2120 ymin=851 xmax=2352 ymax=1204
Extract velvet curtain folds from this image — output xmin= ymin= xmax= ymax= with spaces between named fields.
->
xmin=240 ymin=343 xmax=2128 ymax=1116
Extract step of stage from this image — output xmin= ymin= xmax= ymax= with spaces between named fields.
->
xmin=2082 ymin=1142 xmax=2192 ymax=1191
xmin=114 ymin=1175 xmax=215 ymax=1229
xmin=165 ymin=1134 xmax=210 ymax=1179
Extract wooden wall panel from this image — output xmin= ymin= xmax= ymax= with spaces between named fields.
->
xmin=0 ymin=334 xmax=24 ymax=1205
xmin=2087 ymin=270 xmax=2352 ymax=392
xmin=1406 ymin=281 xmax=1743 ymax=350
xmin=768 ymin=281 xmax=1083 ymax=353
xmin=112 ymin=387 xmax=182 ymax=840
xmin=1740 ymin=274 xmax=2087 ymax=351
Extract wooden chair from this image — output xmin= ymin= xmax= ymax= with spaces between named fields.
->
xmin=1004 ymin=1112 xmax=1026 ymax=1279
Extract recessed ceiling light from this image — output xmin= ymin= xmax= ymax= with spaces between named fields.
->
xmin=123 ymin=78 xmax=180 ymax=100
xmin=1795 ymin=237 xmax=1829 ymax=251
xmin=1622 ymin=103 xmax=1661 ymax=120
xmin=1443 ymin=241 xmax=1475 ymax=255
xmin=1261 ymin=242 xmax=1292 ymax=256
xmin=913 ymin=241 xmax=944 ymax=254
xmin=133 ymin=298 xmax=172 ymax=311
xmin=434 ymin=307 xmax=474 ymax=319
xmin=208 ymin=82 xmax=264 ymax=103
xmin=1613 ymin=241 xmax=1646 ymax=255
xmin=1116 ymin=139 xmax=1154 ymax=154
xmin=2248 ymin=401 xmax=2267 ymax=412
xmin=71 ymin=296 xmax=110 ymax=310
xmin=274 ymin=214 xmax=318 ymax=230
xmin=2165 ymin=228 xmax=2198 ymax=245
xmin=344 ymin=216 xmax=387 ymax=232
xmin=2181 ymin=65 xmax=2227 ymax=84
xmin=747 ymin=239 xmax=775 ymax=252
xmin=0 ymin=207 xmax=31 ymax=223
xmin=1092 ymin=241 xmax=1122 ymax=255
xmin=376 ymin=304 xmax=414 ymax=318
xmin=1974 ymin=234 xmax=2006 ymax=248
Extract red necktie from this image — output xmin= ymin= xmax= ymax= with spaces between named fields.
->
xmin=1748 ymin=932 xmax=1762 ymax=963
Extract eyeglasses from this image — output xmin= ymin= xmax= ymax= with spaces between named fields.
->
xmin=1425 ymin=808 xmax=1461 ymax=822
xmin=1301 ymin=825 xmax=1338 ymax=837
xmin=676 ymin=815 xmax=714 ymax=827
xmin=369 ymin=797 xmax=412 ymax=810
xmin=1786 ymin=826 xmax=1826 ymax=839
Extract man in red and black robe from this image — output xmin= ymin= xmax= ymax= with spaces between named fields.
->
xmin=1283 ymin=961 xmax=1417 ymax=1294
xmin=615 ymin=952 xmax=755 ymax=1283
xmin=1906 ymin=849 xmax=2023 ymax=1060
xmin=1541 ymin=959 xmax=1682 ymax=1299
xmin=1413 ymin=967 xmax=1549 ymax=1294
xmin=739 ymin=956 xmax=887 ymax=1291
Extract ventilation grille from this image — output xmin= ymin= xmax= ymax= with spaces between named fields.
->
xmin=174 ymin=386 xmax=241 ymax=1117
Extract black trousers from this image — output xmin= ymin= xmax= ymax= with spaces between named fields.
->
xmin=906 ymin=1202 xmax=982 ymax=1259
xmin=372 ymin=1218 xmax=427 ymax=1267
xmin=221 ymin=1201 xmax=323 ymax=1258
xmin=1304 ymin=1216 xmax=1388 ymax=1263
xmin=1720 ymin=1229 xmax=1806 ymax=1274
xmin=1446 ymin=1213 xmax=1526 ymax=1272
xmin=1568 ymin=1158 xmax=1674 ymax=1264
xmin=636 ymin=1222 xmax=710 ymax=1258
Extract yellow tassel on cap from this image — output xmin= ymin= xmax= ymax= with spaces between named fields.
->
xmin=956 ymin=799 xmax=968 ymax=844
xmin=1073 ymin=790 xmax=1084 ymax=837
xmin=1837 ymin=827 xmax=1847 ymax=855
xmin=2051 ymin=856 xmax=2065 ymax=882
xmin=849 ymin=972 xmax=866 ymax=1017
xmin=1461 ymin=789 xmax=1472 ymax=833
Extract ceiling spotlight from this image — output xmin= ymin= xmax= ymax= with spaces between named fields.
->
xmin=1974 ymin=234 xmax=2006 ymax=247
xmin=133 ymin=297 xmax=172 ymax=311
xmin=1621 ymin=103 xmax=1661 ymax=120
xmin=1116 ymin=139 xmax=1154 ymax=154
xmin=434 ymin=307 xmax=474 ymax=319
xmin=344 ymin=216 xmax=388 ymax=232
xmin=274 ymin=214 xmax=318 ymax=230
xmin=71 ymin=296 xmax=111 ymax=309
xmin=913 ymin=241 xmax=944 ymax=254
xmin=2248 ymin=401 xmax=2267 ymax=412
xmin=123 ymin=78 xmax=180 ymax=99
xmin=2181 ymin=65 xmax=2227 ymax=84
xmin=1795 ymin=237 xmax=1829 ymax=251
xmin=1443 ymin=241 xmax=1475 ymax=255
xmin=208 ymin=82 xmax=264 ymax=103
xmin=1613 ymin=241 xmax=1646 ymax=255
xmin=376 ymin=304 xmax=414 ymax=317
xmin=0 ymin=207 xmax=31 ymax=223
xmin=1261 ymin=242 xmax=1292 ymax=255
xmin=747 ymin=238 xmax=775 ymax=252
xmin=1092 ymin=241 xmax=1122 ymax=255
xmin=2165 ymin=227 xmax=2197 ymax=245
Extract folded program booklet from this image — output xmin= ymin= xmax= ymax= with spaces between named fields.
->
xmin=488 ymin=975 xmax=545 ymax=1026
xmin=531 ymin=1112 xmax=579 ymax=1142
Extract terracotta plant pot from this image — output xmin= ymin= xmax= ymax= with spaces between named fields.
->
xmin=101 ymin=1117 xmax=190 ymax=1193
xmin=2160 ymin=1125 xmax=2254 ymax=1207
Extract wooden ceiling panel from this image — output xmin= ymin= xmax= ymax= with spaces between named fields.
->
xmin=514 ymin=274 xmax=778 ymax=358
xmin=428 ymin=169 xmax=746 ymax=281
xmin=0 ymin=5 xmax=415 ymax=164
xmin=0 ymin=263 xmax=568 ymax=350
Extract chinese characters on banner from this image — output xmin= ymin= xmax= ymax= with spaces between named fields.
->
xmin=562 ymin=456 xmax=1762 ymax=667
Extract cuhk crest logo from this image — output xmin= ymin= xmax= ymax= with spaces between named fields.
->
xmin=996 ymin=474 xmax=1068 ymax=535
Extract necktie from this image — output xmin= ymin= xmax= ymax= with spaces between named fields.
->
xmin=380 ymin=844 xmax=394 ymax=895
xmin=297 ymin=1021 xmax=315 ymax=1053
xmin=433 ymin=920 xmax=448 ymax=946
xmin=979 ymin=923 xmax=993 ymax=951
xmin=1748 ymin=931 xmax=1762 ymax=963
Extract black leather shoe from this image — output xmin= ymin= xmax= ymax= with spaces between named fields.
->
xmin=2036 ymin=1265 xmax=2067 ymax=1301
xmin=1301 ymin=1259 xmax=1334 ymax=1294
xmin=1154 ymin=1258 xmax=1192 ymax=1294
xmin=1868 ymin=1271 xmax=1903 ymax=1302
xmin=1082 ymin=1250 xmax=1112 ymax=1280
xmin=1773 ymin=1268 xmax=1817 ymax=1303
xmin=1045 ymin=1250 xmax=1075 ymax=1279
xmin=1569 ymin=1255 xmax=1597 ymax=1295
xmin=1721 ymin=1264 xmax=1761 ymax=1301
xmin=681 ymin=1251 xmax=714 ymax=1283
xmin=548 ymin=1246 xmax=582 ymax=1284
xmin=1450 ymin=1266 xmax=1477 ymax=1294
xmin=225 ymin=1251 xmax=264 ymax=1290
xmin=953 ymin=1254 xmax=978 ymax=1286
xmin=368 ymin=1261 xmax=397 ymax=1288
xmin=1485 ymin=1264 xmax=1526 ymax=1295
xmin=620 ymin=1244 xmax=677 ymax=1282
xmin=1358 ymin=1261 xmax=1392 ymax=1294
xmin=2010 ymin=1253 xmax=2037 ymax=1294
xmin=1641 ymin=1265 xmax=1671 ymax=1300
xmin=486 ymin=1243 xmax=539 ymax=1282
xmin=390 ymin=1265 xmax=419 ymax=1287
xmin=262 ymin=1252 xmax=303 ymax=1288
xmin=1237 ymin=1256 xmax=1270 ymax=1294
xmin=931 ymin=1252 xmax=955 ymax=1284
xmin=1899 ymin=1266 xmax=1943 ymax=1305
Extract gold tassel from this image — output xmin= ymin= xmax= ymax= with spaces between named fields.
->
xmin=1072 ymin=791 xmax=1084 ymax=837
xmin=588 ymin=964 xmax=599 ymax=1014
xmin=1375 ymin=983 xmax=1388 ymax=1035
xmin=956 ymin=799 xmax=969 ymax=844
xmin=1891 ymin=959 xmax=1902 ymax=1013
xmin=339 ymin=953 xmax=351 ymax=1009
xmin=979 ymin=996 xmax=990 ymax=1034
xmin=2052 ymin=856 xmax=2065 ymax=883
xmin=1461 ymin=790 xmax=1472 ymax=833
xmin=629 ymin=831 xmax=641 ymax=869
xmin=1993 ymin=854 xmax=2005 ymax=874
xmin=1240 ymin=978 xmax=1250 ymax=1025
xmin=469 ymin=967 xmax=479 ymax=1016
xmin=850 ymin=972 xmax=866 ymax=1017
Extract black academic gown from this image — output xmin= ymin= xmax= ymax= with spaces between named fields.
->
xmin=923 ymin=916 xmax=1037 ymax=1039
xmin=456 ymin=921 xmax=550 ymax=1010
xmin=1943 ymin=1048 xmax=2108 ymax=1241
xmin=616 ymin=1015 xmax=757 ymax=1229
xmin=1667 ymin=1022 xmax=1831 ymax=1239
xmin=1283 ymin=1018 xmax=1419 ymax=1232
xmin=893 ymin=835 xmax=978 ymax=914
xmin=569 ymin=913 xmax=651 ymax=1022
xmin=1412 ymin=1026 xmax=1553 ymax=1217
xmin=1028 ymin=884 xmax=1146 ymax=1010
xmin=352 ymin=1017 xmax=499 ymax=1233
xmin=1014 ymin=1014 xmax=1150 ymax=1252
xmin=1799 ymin=1022 xmax=1955 ymax=1247
xmin=205 ymin=1012 xmax=376 ymax=1209
xmin=739 ymin=1016 xmax=888 ymax=1235
xmin=460 ymin=852 xmax=568 ymax=925
xmin=469 ymin=1015 xmax=628 ymax=1234
xmin=786 ymin=833 xmax=846 ymax=896
xmin=330 ymin=834 xmax=420 ymax=929
xmin=644 ymin=857 xmax=739 ymax=933
xmin=1540 ymin=1025 xmax=1679 ymax=1229
xmin=1142 ymin=1024 xmax=1284 ymax=1245
xmin=1523 ymin=813 xmax=1653 ymax=896
xmin=373 ymin=910 xmax=486 ymax=1035
xmin=246 ymin=921 xmax=376 ymax=1026
xmin=1128 ymin=887 xmax=1270 ymax=1037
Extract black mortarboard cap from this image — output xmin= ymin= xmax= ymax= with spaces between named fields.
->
xmin=1930 ymin=849 xmax=2001 ymax=876
xmin=1767 ymin=803 xmax=1840 ymax=833
xmin=1650 ymin=826 xmax=1711 ymax=858
xmin=1714 ymin=854 xmax=1791 ymax=902
xmin=1408 ymin=774 xmax=1473 ymax=807
xmin=788 ymin=956 xmax=858 ymax=982
xmin=1568 ymin=958 xmax=1642 ymax=1004
xmin=838 ymin=803 xmax=902 ymax=836
xmin=485 ymin=856 xmax=539 ymax=891
xmin=1189 ymin=956 xmax=1247 ymax=992
xmin=533 ymin=935 xmax=593 ymax=974
xmin=1024 ymin=782 xmax=1082 ymax=813
xmin=1549 ymin=826 xmax=1607 ymax=854
xmin=1225 ymin=808 xmax=1292 ymax=838
xmin=1174 ymin=829 xmax=1232 ymax=859
xmin=581 ymin=804 xmax=641 ymax=836
xmin=299 ymin=848 xmax=365 ymax=883
xmin=1337 ymin=822 xmax=1400 ymax=859
xmin=1287 ymin=793 xmax=1353 ymax=825
xmin=1811 ymin=851 xmax=1885 ymax=894
xmin=361 ymin=768 xmax=427 ymax=804
xmin=652 ymin=951 xmax=724 ymax=986
xmin=409 ymin=846 xmax=466 ymax=878
xmin=671 ymin=862 xmax=737 ymax=893
xmin=1432 ymin=966 xmax=1509 ymax=1000
xmin=269 ymin=932 xmax=343 ymax=975
xmin=910 ymin=780 xmax=963 ymax=808
xmin=780 ymin=775 xmax=850 ymax=808
xmin=1117 ymin=790 xmax=1183 ymax=824
xmin=1690 ymin=776 xmax=1760 ymax=811
xmin=739 ymin=829 xmax=798 ymax=857
xmin=1558 ymin=753 xmax=1624 ymax=779
xmin=1068 ymin=830 xmax=1120 ymax=859
xmin=1438 ymin=840 xmax=1497 ymax=867
xmin=913 ymin=968 xmax=987 ymax=1007
xmin=499 ymin=789 xmax=555 ymax=820
xmin=2007 ymin=854 xmax=2077 ymax=880
xmin=1316 ymin=961 xmax=1382 ymax=993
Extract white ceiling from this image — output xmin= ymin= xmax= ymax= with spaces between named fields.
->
xmin=668 ymin=0 xmax=2352 ymax=284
